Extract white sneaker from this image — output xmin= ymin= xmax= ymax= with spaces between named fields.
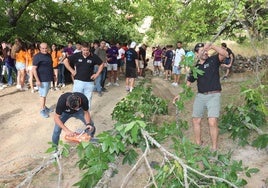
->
xmin=126 ymin=86 xmax=130 ymax=91
xmin=21 ymin=86 xmax=29 ymax=91
xmin=171 ymin=82 xmax=178 ymax=86
xmin=62 ymin=84 xmax=66 ymax=87
xmin=34 ymin=86 xmax=39 ymax=91
xmin=113 ymin=82 xmax=119 ymax=86
xmin=16 ymin=85 xmax=21 ymax=90
xmin=0 ymin=86 xmax=4 ymax=90
xmin=106 ymin=82 xmax=112 ymax=87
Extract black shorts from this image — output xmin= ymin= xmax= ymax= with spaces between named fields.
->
xmin=125 ymin=67 xmax=137 ymax=78
xmin=164 ymin=61 xmax=172 ymax=70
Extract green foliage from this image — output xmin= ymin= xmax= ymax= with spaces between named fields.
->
xmin=122 ymin=148 xmax=139 ymax=165
xmin=175 ymin=84 xmax=194 ymax=111
xmin=74 ymin=121 xmax=148 ymax=187
xmin=46 ymin=141 xmax=70 ymax=157
xmin=1 ymin=0 xmax=266 ymax=44
xmin=73 ymin=81 xmax=169 ymax=187
xmin=112 ymin=82 xmax=168 ymax=123
xmin=50 ymin=78 xmax=263 ymax=188
xmin=220 ymin=85 xmax=267 ymax=148
xmin=152 ymin=136 xmax=255 ymax=188
xmin=252 ymin=134 xmax=268 ymax=149
xmin=74 ymin=142 xmax=112 ymax=188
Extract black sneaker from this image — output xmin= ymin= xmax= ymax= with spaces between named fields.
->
xmin=102 ymin=87 xmax=108 ymax=92
xmin=222 ymin=76 xmax=227 ymax=80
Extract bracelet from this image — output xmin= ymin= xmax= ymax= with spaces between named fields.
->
xmin=86 ymin=123 xmax=91 ymax=126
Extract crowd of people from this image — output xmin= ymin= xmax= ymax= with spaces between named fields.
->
xmin=0 ymin=38 xmax=233 ymax=150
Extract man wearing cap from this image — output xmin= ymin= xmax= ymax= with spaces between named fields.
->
xmin=125 ymin=41 xmax=139 ymax=92
xmin=52 ymin=92 xmax=95 ymax=146
xmin=185 ymin=43 xmax=228 ymax=151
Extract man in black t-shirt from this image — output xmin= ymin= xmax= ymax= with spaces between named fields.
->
xmin=138 ymin=44 xmax=147 ymax=77
xmin=125 ymin=42 xmax=140 ymax=92
xmin=32 ymin=42 xmax=54 ymax=118
xmin=63 ymin=42 xmax=103 ymax=110
xmin=52 ymin=92 xmax=95 ymax=146
xmin=174 ymin=43 xmax=228 ymax=151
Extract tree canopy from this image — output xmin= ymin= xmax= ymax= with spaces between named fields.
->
xmin=0 ymin=0 xmax=267 ymax=44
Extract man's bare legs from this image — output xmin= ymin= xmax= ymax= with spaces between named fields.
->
xmin=193 ymin=117 xmax=218 ymax=150
xmin=192 ymin=117 xmax=202 ymax=145
xmin=208 ymin=117 xmax=218 ymax=150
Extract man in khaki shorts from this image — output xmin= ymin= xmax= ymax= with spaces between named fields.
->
xmin=175 ymin=42 xmax=228 ymax=151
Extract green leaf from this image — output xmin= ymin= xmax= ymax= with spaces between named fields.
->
xmin=202 ymin=157 xmax=211 ymax=169
xmin=252 ymin=134 xmax=268 ymax=149
xmin=131 ymin=125 xmax=139 ymax=143
xmin=101 ymin=141 xmax=109 ymax=152
xmin=81 ymin=141 xmax=90 ymax=149
xmin=45 ymin=147 xmax=56 ymax=153
xmin=124 ymin=122 xmax=135 ymax=133
xmin=247 ymin=168 xmax=260 ymax=174
xmin=122 ymin=149 xmax=138 ymax=165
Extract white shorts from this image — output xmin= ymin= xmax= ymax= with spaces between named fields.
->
xmin=153 ymin=61 xmax=162 ymax=67
xmin=139 ymin=60 xmax=144 ymax=69
xmin=27 ymin=66 xmax=33 ymax=71
xmin=107 ymin=63 xmax=118 ymax=71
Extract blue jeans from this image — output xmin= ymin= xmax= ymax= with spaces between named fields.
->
xmin=73 ymin=79 xmax=94 ymax=110
xmin=94 ymin=66 xmax=102 ymax=92
xmin=0 ymin=64 xmax=3 ymax=84
xmin=101 ymin=67 xmax=107 ymax=88
xmin=52 ymin=109 xmax=95 ymax=145
xmin=58 ymin=64 xmax=65 ymax=84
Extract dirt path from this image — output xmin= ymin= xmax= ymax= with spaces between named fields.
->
xmin=0 ymin=71 xmax=267 ymax=188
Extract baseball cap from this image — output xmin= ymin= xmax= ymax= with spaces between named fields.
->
xmin=106 ymin=43 xmax=110 ymax=48
xmin=130 ymin=41 xmax=136 ymax=48
xmin=194 ymin=43 xmax=204 ymax=52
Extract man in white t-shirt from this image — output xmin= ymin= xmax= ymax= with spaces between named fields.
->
xmin=172 ymin=41 xmax=185 ymax=86
xmin=116 ymin=43 xmax=126 ymax=76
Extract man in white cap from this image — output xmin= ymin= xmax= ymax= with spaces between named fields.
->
xmin=124 ymin=42 xmax=140 ymax=92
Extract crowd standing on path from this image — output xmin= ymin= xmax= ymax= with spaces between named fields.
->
xmin=1 ymin=38 xmax=233 ymax=151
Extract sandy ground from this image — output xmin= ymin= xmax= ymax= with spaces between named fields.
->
xmin=0 ymin=70 xmax=267 ymax=188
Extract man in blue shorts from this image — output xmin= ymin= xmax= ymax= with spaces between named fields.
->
xmin=32 ymin=42 xmax=54 ymax=118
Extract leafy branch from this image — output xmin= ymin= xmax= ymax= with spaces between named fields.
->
xmin=220 ymin=85 xmax=268 ymax=148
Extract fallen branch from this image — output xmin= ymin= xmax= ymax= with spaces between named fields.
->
xmin=15 ymin=150 xmax=63 ymax=188
xmin=94 ymin=156 xmax=120 ymax=188
xmin=140 ymin=129 xmax=239 ymax=188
